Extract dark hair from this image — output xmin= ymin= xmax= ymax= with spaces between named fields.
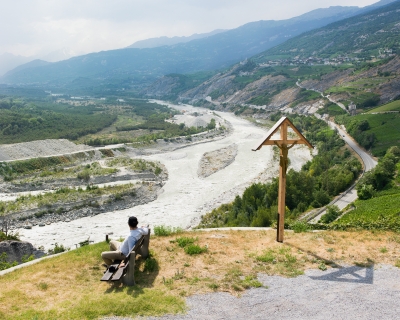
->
xmin=128 ymin=216 xmax=138 ymax=228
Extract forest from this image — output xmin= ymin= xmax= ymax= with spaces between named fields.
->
xmin=0 ymin=98 xmax=116 ymax=143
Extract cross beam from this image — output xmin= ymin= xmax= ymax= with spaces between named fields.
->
xmin=253 ymin=117 xmax=313 ymax=242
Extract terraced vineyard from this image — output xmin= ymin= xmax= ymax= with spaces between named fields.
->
xmin=333 ymin=189 xmax=400 ymax=231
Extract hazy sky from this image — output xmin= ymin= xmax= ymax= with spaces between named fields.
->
xmin=0 ymin=0 xmax=379 ymax=58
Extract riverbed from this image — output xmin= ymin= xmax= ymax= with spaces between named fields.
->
xmin=16 ymin=103 xmax=312 ymax=250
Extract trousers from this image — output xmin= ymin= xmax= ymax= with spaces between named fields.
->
xmin=101 ymin=240 xmax=126 ymax=266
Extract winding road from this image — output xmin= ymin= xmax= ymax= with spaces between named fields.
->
xmin=295 ymin=82 xmax=378 ymax=222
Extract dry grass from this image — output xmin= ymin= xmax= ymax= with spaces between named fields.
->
xmin=1 ymin=229 xmax=400 ymax=319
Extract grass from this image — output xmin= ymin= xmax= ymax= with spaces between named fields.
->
xmin=153 ymin=225 xmax=183 ymax=236
xmin=338 ymin=112 xmax=400 ymax=156
xmin=367 ymin=100 xmax=400 ymax=113
xmin=1 ymin=229 xmax=400 ymax=319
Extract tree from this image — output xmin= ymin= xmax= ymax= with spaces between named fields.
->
xmin=357 ymin=184 xmax=375 ymax=200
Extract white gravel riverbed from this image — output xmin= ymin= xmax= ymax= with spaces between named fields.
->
xmin=15 ymin=104 xmax=312 ymax=251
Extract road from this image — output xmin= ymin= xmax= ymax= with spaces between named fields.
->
xmin=293 ymin=86 xmax=378 ymax=222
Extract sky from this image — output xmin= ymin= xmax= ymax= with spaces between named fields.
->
xmin=0 ymin=0 xmax=380 ymax=59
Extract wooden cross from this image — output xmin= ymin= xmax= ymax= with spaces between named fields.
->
xmin=253 ymin=117 xmax=313 ymax=242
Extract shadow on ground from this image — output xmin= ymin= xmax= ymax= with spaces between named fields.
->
xmin=286 ymin=242 xmax=374 ymax=284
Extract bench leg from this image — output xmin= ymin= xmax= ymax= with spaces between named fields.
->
xmin=122 ymin=252 xmax=136 ymax=286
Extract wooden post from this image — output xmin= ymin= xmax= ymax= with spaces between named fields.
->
xmin=253 ymin=117 xmax=313 ymax=243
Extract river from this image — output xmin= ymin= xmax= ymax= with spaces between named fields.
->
xmin=17 ymin=102 xmax=312 ymax=250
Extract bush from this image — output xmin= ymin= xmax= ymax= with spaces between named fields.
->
xmin=175 ymin=236 xmax=197 ymax=248
xmin=319 ymin=205 xmax=341 ymax=224
xmin=50 ymin=243 xmax=68 ymax=254
xmin=0 ymin=252 xmax=18 ymax=271
xmin=154 ymin=167 xmax=162 ymax=175
xmin=153 ymin=225 xmax=183 ymax=236
xmin=290 ymin=220 xmax=310 ymax=233
xmin=0 ymin=231 xmax=20 ymax=241
xmin=77 ymin=170 xmax=90 ymax=181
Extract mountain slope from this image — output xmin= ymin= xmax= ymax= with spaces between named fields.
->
xmin=256 ymin=0 xmax=400 ymax=62
xmin=0 ymin=5 xmax=379 ymax=88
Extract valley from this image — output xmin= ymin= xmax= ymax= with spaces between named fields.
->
xmin=5 ymin=102 xmax=312 ymax=250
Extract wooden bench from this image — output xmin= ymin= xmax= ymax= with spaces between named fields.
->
xmin=101 ymin=230 xmax=150 ymax=286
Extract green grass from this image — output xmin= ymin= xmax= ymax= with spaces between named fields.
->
xmin=184 ymin=244 xmax=208 ymax=255
xmin=367 ymin=100 xmax=400 ymax=113
xmin=338 ymin=113 xmax=400 ymax=156
xmin=254 ymin=247 xmax=304 ymax=277
xmin=153 ymin=225 xmax=183 ymax=237
xmin=0 ymin=242 xmax=185 ymax=320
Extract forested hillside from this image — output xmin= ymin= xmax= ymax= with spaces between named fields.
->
xmin=199 ymin=115 xmax=362 ymax=228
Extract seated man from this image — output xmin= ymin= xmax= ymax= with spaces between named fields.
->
xmin=101 ymin=216 xmax=149 ymax=267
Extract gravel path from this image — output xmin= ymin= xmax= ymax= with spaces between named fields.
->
xmin=102 ymin=264 xmax=400 ymax=320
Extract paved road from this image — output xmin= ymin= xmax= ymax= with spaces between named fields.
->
xmin=329 ymin=122 xmax=377 ymax=172
xmin=309 ymin=116 xmax=377 ymax=222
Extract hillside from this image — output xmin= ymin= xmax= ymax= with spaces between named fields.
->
xmin=1 ymin=229 xmax=400 ymax=319
xmin=256 ymin=0 xmax=400 ymax=62
xmin=0 ymin=5 xmax=386 ymax=90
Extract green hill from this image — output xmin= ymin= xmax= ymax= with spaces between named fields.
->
xmin=256 ymin=0 xmax=400 ymax=62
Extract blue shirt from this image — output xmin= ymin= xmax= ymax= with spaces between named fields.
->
xmin=119 ymin=227 xmax=149 ymax=256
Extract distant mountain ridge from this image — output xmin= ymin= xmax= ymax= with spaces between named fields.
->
xmin=141 ymin=0 xmax=400 ymax=108
xmin=1 ymin=0 xmax=396 ymax=88
xmin=127 ymin=30 xmax=227 ymax=49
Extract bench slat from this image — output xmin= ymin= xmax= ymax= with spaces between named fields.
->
xmin=101 ymin=263 xmax=120 ymax=281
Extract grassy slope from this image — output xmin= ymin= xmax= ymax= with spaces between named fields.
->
xmin=341 ymin=112 xmax=400 ymax=156
xmin=1 ymin=230 xmax=400 ymax=319
xmin=367 ymin=100 xmax=400 ymax=113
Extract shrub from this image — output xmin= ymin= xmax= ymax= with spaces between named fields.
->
xmin=290 ymin=220 xmax=310 ymax=233
xmin=21 ymin=254 xmax=35 ymax=263
xmin=154 ymin=167 xmax=162 ymax=175
xmin=77 ymin=170 xmax=90 ymax=181
xmin=0 ymin=231 xmax=20 ymax=241
xmin=50 ymin=243 xmax=68 ymax=254
xmin=0 ymin=252 xmax=18 ymax=271
xmin=319 ymin=205 xmax=341 ymax=224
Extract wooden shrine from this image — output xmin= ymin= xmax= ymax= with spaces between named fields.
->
xmin=253 ymin=117 xmax=313 ymax=242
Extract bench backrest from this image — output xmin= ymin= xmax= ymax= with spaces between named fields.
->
xmin=124 ymin=229 xmax=150 ymax=261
